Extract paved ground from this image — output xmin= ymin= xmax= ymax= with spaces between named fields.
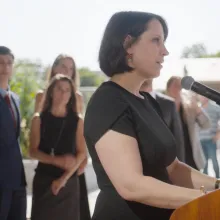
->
xmin=25 ymin=150 xmax=220 ymax=218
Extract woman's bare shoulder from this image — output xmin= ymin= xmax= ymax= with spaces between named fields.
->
xmin=76 ymin=90 xmax=83 ymax=97
xmin=36 ymin=90 xmax=45 ymax=101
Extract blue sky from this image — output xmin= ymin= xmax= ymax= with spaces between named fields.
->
xmin=1 ymin=0 xmax=220 ymax=71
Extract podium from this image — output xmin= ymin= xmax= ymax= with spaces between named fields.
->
xmin=170 ymin=189 xmax=220 ymax=220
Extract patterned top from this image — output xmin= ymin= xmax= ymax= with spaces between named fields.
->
xmin=199 ymin=101 xmax=220 ymax=140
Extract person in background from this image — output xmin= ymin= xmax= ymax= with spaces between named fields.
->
xmin=140 ymin=79 xmax=185 ymax=162
xmin=0 ymin=46 xmax=26 ymax=220
xmin=166 ymin=76 xmax=210 ymax=171
xmin=34 ymin=54 xmax=91 ymax=219
xmin=35 ymin=54 xmax=83 ymax=114
xmin=84 ymin=11 xmax=218 ymax=220
xmin=30 ymin=74 xmax=87 ymax=220
xmin=199 ymin=95 xmax=220 ymax=178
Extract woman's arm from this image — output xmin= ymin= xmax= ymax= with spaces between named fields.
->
xmin=29 ymin=113 xmax=75 ymax=170
xmin=75 ymin=92 xmax=87 ymax=175
xmin=95 ymin=130 xmax=203 ymax=209
xmin=77 ymin=157 xmax=88 ymax=176
xmin=34 ymin=91 xmax=44 ymax=113
xmin=51 ymin=118 xmax=87 ymax=195
xmin=167 ymin=158 xmax=217 ymax=190
xmin=76 ymin=92 xmax=84 ymax=115
xmin=58 ymin=118 xmax=87 ymax=183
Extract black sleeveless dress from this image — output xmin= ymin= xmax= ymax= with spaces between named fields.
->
xmin=31 ymin=110 xmax=80 ymax=220
xmin=84 ymin=81 xmax=177 ymax=220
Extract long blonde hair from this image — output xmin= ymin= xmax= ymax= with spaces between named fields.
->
xmin=47 ymin=54 xmax=80 ymax=89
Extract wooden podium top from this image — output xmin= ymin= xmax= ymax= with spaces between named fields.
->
xmin=170 ymin=189 xmax=220 ymax=220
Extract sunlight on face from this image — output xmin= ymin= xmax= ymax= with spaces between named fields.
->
xmin=0 ymin=55 xmax=13 ymax=81
xmin=127 ymin=19 xmax=169 ymax=79
xmin=52 ymin=80 xmax=72 ymax=106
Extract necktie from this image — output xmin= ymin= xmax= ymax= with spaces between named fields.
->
xmin=4 ymin=94 xmax=16 ymax=129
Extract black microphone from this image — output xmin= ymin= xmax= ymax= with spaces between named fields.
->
xmin=181 ymin=76 xmax=220 ymax=105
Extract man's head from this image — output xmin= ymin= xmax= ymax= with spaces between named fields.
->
xmin=166 ymin=76 xmax=182 ymax=99
xmin=140 ymin=79 xmax=153 ymax=92
xmin=0 ymin=46 xmax=14 ymax=84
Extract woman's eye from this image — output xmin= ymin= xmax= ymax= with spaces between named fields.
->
xmin=153 ymin=38 xmax=160 ymax=43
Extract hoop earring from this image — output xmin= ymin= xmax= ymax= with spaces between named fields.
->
xmin=127 ymin=53 xmax=133 ymax=62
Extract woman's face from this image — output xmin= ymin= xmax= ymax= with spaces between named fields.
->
xmin=53 ymin=58 xmax=75 ymax=78
xmin=127 ymin=19 xmax=169 ymax=79
xmin=52 ymin=80 xmax=72 ymax=106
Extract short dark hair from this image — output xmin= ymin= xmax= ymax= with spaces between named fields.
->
xmin=166 ymin=76 xmax=181 ymax=90
xmin=0 ymin=46 xmax=14 ymax=60
xmin=99 ymin=11 xmax=168 ymax=77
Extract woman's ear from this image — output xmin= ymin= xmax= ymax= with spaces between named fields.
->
xmin=123 ymin=35 xmax=135 ymax=54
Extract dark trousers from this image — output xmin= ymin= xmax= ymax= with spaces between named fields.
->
xmin=0 ymin=187 xmax=26 ymax=220
xmin=201 ymin=139 xmax=220 ymax=178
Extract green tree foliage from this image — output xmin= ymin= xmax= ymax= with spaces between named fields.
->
xmin=10 ymin=59 xmax=47 ymax=158
xmin=78 ymin=67 xmax=105 ymax=112
xmin=181 ymin=43 xmax=208 ymax=58
xmin=181 ymin=43 xmax=220 ymax=58
xmin=202 ymin=51 xmax=220 ymax=58
xmin=79 ymin=67 xmax=106 ymax=87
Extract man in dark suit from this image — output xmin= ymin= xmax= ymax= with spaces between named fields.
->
xmin=140 ymin=79 xmax=185 ymax=162
xmin=0 ymin=46 xmax=26 ymax=220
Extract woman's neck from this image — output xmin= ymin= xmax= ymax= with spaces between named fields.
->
xmin=111 ymin=72 xmax=146 ymax=98
xmin=50 ymin=105 xmax=67 ymax=117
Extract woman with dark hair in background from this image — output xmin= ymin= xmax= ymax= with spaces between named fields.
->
xmin=30 ymin=74 xmax=87 ymax=220
xmin=34 ymin=54 xmax=91 ymax=220
xmin=84 ymin=11 xmax=219 ymax=220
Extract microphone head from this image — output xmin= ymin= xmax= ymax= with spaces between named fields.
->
xmin=181 ymin=76 xmax=195 ymax=90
